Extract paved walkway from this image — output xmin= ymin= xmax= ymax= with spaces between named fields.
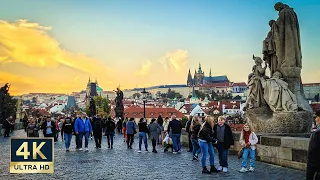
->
xmin=0 ymin=130 xmax=305 ymax=180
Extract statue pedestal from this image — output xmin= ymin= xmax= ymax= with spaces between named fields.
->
xmin=245 ymin=107 xmax=312 ymax=133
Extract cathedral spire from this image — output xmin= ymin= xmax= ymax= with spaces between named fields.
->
xmin=187 ymin=68 xmax=193 ymax=86
xmin=88 ymin=76 xmax=91 ymax=83
xmin=209 ymin=67 xmax=212 ymax=77
xmin=198 ymin=63 xmax=203 ymax=73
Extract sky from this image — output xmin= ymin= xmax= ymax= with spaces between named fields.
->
xmin=0 ymin=0 xmax=319 ymax=95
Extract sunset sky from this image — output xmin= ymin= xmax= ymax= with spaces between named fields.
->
xmin=0 ymin=0 xmax=319 ymax=95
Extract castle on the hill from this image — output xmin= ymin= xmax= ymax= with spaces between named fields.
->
xmin=187 ymin=63 xmax=229 ymax=86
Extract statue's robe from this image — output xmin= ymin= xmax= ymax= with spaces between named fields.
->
xmin=263 ymin=27 xmax=277 ymax=76
xmin=273 ymin=7 xmax=301 ymax=69
xmin=261 ymin=77 xmax=298 ymax=112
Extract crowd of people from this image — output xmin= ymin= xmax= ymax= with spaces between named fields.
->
xmin=18 ymin=112 xmax=265 ymax=174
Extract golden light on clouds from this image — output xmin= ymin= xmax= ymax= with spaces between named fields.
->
xmin=159 ymin=50 xmax=188 ymax=72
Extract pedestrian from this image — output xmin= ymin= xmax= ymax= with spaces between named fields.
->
xmin=190 ymin=116 xmax=202 ymax=161
xmin=122 ymin=117 xmax=128 ymax=142
xmin=239 ymin=123 xmax=258 ymax=172
xmin=73 ymin=115 xmax=80 ymax=149
xmin=3 ymin=116 xmax=13 ymax=137
xmin=26 ymin=118 xmax=39 ymax=137
xmin=106 ymin=117 xmax=116 ymax=148
xmin=126 ymin=117 xmax=136 ymax=149
xmin=41 ymin=116 xmax=56 ymax=138
xmin=213 ymin=116 xmax=234 ymax=173
xmin=167 ymin=115 xmax=182 ymax=154
xmin=185 ymin=116 xmax=193 ymax=152
xmin=148 ymin=118 xmax=162 ymax=153
xmin=54 ymin=118 xmax=60 ymax=142
xmin=62 ymin=117 xmax=73 ymax=151
xmin=307 ymin=110 xmax=320 ymax=180
xmin=74 ymin=112 xmax=93 ymax=151
xmin=59 ymin=118 xmax=64 ymax=141
xmin=156 ymin=115 xmax=164 ymax=144
xmin=137 ymin=118 xmax=149 ymax=152
xmin=116 ymin=117 xmax=123 ymax=134
xmin=92 ymin=114 xmax=104 ymax=149
xmin=198 ymin=116 xmax=219 ymax=174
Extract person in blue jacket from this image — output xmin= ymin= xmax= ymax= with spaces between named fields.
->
xmin=74 ymin=112 xmax=93 ymax=151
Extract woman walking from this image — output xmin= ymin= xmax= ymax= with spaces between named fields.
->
xmin=198 ymin=116 xmax=219 ymax=174
xmin=148 ymin=118 xmax=162 ymax=153
xmin=190 ymin=116 xmax=202 ymax=161
xmin=62 ymin=117 xmax=73 ymax=151
xmin=239 ymin=123 xmax=258 ymax=172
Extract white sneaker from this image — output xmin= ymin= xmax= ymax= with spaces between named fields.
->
xmin=79 ymin=148 xmax=83 ymax=151
xmin=222 ymin=167 xmax=228 ymax=173
xmin=173 ymin=152 xmax=178 ymax=154
xmin=138 ymin=150 xmax=141 ymax=153
xmin=239 ymin=167 xmax=248 ymax=173
xmin=249 ymin=167 xmax=255 ymax=172
xmin=85 ymin=148 xmax=89 ymax=151
xmin=217 ymin=166 xmax=222 ymax=171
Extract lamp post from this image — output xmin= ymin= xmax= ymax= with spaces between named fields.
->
xmin=141 ymin=88 xmax=148 ymax=118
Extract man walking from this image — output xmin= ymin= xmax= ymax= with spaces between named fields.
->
xmin=167 ymin=115 xmax=182 ymax=154
xmin=307 ymin=111 xmax=320 ymax=180
xmin=42 ymin=116 xmax=56 ymax=138
xmin=185 ymin=116 xmax=193 ymax=152
xmin=92 ymin=114 xmax=104 ymax=148
xmin=74 ymin=112 xmax=92 ymax=151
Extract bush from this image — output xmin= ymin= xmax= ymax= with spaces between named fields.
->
xmin=181 ymin=116 xmax=188 ymax=127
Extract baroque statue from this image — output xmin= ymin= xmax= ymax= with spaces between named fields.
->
xmin=244 ymin=2 xmax=313 ymax=133
xmin=114 ymin=87 xmax=124 ymax=119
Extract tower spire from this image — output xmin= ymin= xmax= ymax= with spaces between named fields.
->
xmin=88 ymin=76 xmax=91 ymax=83
xmin=209 ymin=67 xmax=212 ymax=77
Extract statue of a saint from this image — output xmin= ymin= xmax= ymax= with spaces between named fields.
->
xmin=263 ymin=20 xmax=277 ymax=76
xmin=244 ymin=55 xmax=268 ymax=110
xmin=114 ymin=88 xmax=124 ymax=106
xmin=273 ymin=2 xmax=302 ymax=69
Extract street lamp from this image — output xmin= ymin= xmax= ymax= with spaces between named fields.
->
xmin=141 ymin=88 xmax=148 ymax=118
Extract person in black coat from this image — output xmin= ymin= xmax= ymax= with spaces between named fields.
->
xmin=92 ymin=114 xmax=104 ymax=148
xmin=185 ymin=116 xmax=193 ymax=152
xmin=41 ymin=116 xmax=56 ymax=138
xmin=106 ymin=117 xmax=116 ymax=148
xmin=62 ymin=117 xmax=73 ymax=151
xmin=307 ymin=111 xmax=320 ymax=180
xmin=72 ymin=116 xmax=80 ymax=149
xmin=213 ymin=116 xmax=234 ymax=173
xmin=3 ymin=116 xmax=13 ymax=137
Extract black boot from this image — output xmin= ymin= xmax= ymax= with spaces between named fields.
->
xmin=202 ymin=167 xmax=211 ymax=174
xmin=210 ymin=165 xmax=219 ymax=173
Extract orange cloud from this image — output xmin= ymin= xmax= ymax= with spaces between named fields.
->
xmin=0 ymin=19 xmax=109 ymax=74
xmin=135 ymin=60 xmax=152 ymax=76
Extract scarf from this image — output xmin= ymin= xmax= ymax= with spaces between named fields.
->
xmin=244 ymin=131 xmax=251 ymax=144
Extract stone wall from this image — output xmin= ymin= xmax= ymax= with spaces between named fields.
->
xmin=180 ymin=129 xmax=310 ymax=171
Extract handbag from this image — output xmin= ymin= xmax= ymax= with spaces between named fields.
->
xmin=238 ymin=147 xmax=244 ymax=159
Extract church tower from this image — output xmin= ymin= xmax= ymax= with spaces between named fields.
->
xmin=194 ymin=63 xmax=204 ymax=86
xmin=187 ymin=68 xmax=193 ymax=86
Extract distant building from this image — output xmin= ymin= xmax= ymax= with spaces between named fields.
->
xmin=187 ymin=63 xmax=229 ymax=86
xmin=303 ymin=83 xmax=320 ymax=100
xmin=66 ymin=96 xmax=76 ymax=110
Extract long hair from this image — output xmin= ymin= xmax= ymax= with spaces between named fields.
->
xmin=242 ymin=123 xmax=252 ymax=134
xmin=199 ymin=116 xmax=214 ymax=132
xmin=190 ymin=116 xmax=201 ymax=132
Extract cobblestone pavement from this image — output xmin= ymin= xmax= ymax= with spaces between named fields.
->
xmin=0 ymin=130 xmax=305 ymax=180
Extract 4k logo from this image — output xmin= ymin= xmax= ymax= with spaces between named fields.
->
xmin=10 ymin=138 xmax=54 ymax=173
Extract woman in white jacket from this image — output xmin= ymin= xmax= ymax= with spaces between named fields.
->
xmin=239 ymin=123 xmax=258 ymax=172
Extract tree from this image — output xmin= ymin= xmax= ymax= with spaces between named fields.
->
xmin=188 ymin=95 xmax=192 ymax=98
xmin=233 ymin=95 xmax=242 ymax=100
xmin=195 ymin=90 xmax=206 ymax=100
xmin=133 ymin=92 xmax=141 ymax=99
xmin=85 ymin=96 xmax=111 ymax=118
xmin=0 ymin=84 xmax=17 ymax=124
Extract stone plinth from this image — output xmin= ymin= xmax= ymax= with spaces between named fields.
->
xmin=245 ymin=107 xmax=312 ymax=133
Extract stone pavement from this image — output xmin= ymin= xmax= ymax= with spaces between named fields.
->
xmin=0 ymin=130 xmax=305 ymax=180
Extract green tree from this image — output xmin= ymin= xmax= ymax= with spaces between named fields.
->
xmin=133 ymin=92 xmax=141 ymax=99
xmin=85 ymin=96 xmax=111 ymax=118
xmin=195 ymin=90 xmax=206 ymax=100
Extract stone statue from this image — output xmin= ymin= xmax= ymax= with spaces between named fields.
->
xmin=244 ymin=55 xmax=268 ymax=110
xmin=114 ymin=88 xmax=124 ymax=119
xmin=263 ymin=20 xmax=277 ymax=76
xmin=0 ymin=83 xmax=10 ymax=125
xmin=260 ymin=71 xmax=298 ymax=112
xmin=89 ymin=97 xmax=96 ymax=117
xmin=244 ymin=2 xmax=312 ymax=133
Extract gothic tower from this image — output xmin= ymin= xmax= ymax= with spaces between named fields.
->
xmin=194 ymin=63 xmax=204 ymax=86
xmin=187 ymin=68 xmax=193 ymax=86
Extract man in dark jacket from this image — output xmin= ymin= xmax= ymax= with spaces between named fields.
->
xmin=213 ymin=116 xmax=234 ymax=173
xmin=185 ymin=116 xmax=193 ymax=152
xmin=106 ymin=117 xmax=116 ymax=148
xmin=167 ymin=115 xmax=182 ymax=153
xmin=3 ymin=116 xmax=13 ymax=137
xmin=92 ymin=114 xmax=104 ymax=148
xmin=41 ymin=116 xmax=56 ymax=138
xmin=307 ymin=111 xmax=320 ymax=180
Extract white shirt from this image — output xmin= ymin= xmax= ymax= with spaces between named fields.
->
xmin=46 ymin=121 xmax=53 ymax=134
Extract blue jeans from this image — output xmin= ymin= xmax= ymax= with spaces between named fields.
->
xmin=79 ymin=132 xmax=89 ymax=148
xmin=242 ymin=148 xmax=256 ymax=168
xmin=171 ymin=134 xmax=181 ymax=152
xmin=107 ymin=132 xmax=115 ymax=146
xmin=64 ymin=133 xmax=72 ymax=149
xmin=216 ymin=143 xmax=229 ymax=167
xmin=199 ymin=140 xmax=215 ymax=167
xmin=138 ymin=132 xmax=148 ymax=151
xmin=191 ymin=139 xmax=201 ymax=156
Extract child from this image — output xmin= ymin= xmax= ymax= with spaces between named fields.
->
xmin=213 ymin=116 xmax=234 ymax=173
xmin=239 ymin=123 xmax=258 ymax=172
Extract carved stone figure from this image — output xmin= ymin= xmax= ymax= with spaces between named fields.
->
xmin=244 ymin=2 xmax=313 ymax=133
xmin=263 ymin=20 xmax=277 ymax=76
xmin=114 ymin=88 xmax=124 ymax=118
xmin=244 ymin=55 xmax=267 ymax=110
